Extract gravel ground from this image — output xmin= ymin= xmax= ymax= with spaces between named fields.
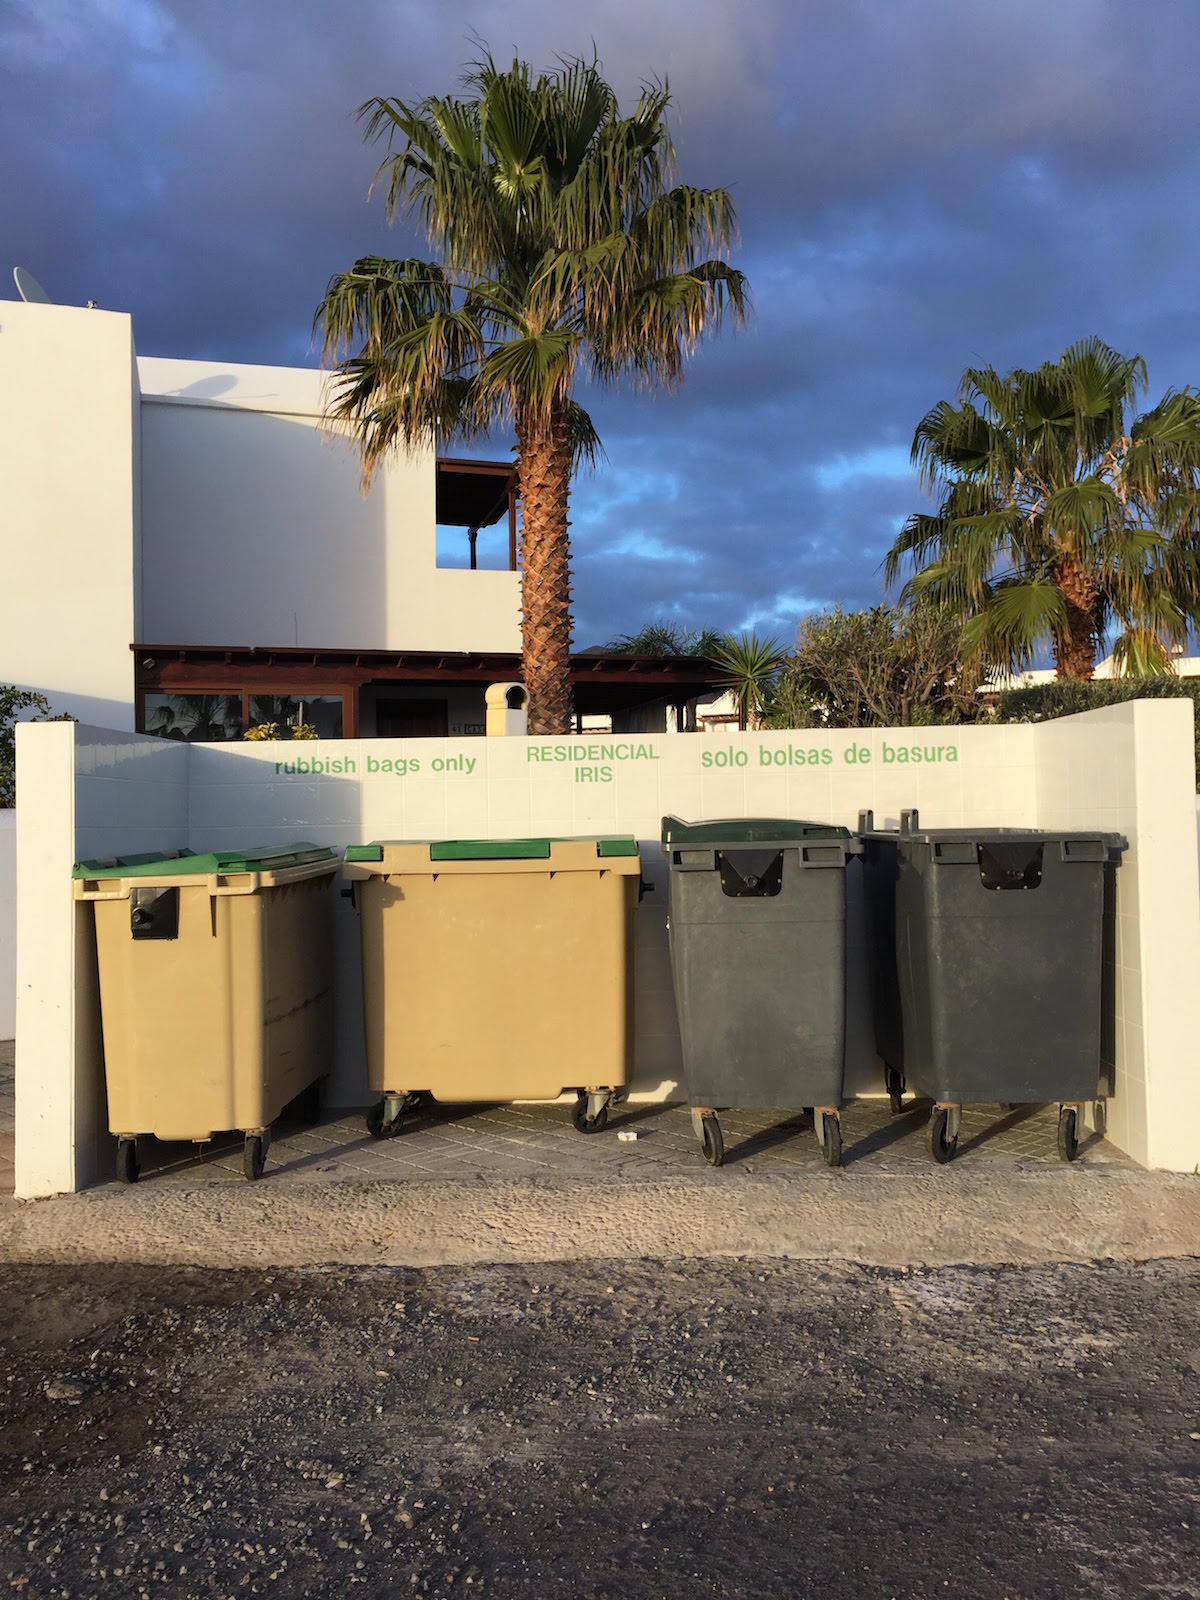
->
xmin=3 ymin=1257 xmax=1198 ymax=1598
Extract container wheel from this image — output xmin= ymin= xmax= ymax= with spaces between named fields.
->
xmin=1057 ymin=1106 xmax=1080 ymax=1163
xmin=928 ymin=1106 xmax=957 ymax=1165
xmin=822 ymin=1114 xmax=843 ymax=1169
xmin=116 ymin=1138 xmax=140 ymax=1185
xmin=570 ymin=1093 xmax=609 ymax=1134
xmin=885 ymin=1065 xmax=905 ymax=1115
xmin=243 ymin=1134 xmax=266 ymax=1181
xmin=366 ymin=1100 xmax=404 ymax=1140
xmin=700 ymin=1114 xmax=724 ymax=1168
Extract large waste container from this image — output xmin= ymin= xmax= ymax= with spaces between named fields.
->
xmin=73 ymin=843 xmax=338 ymax=1183
xmin=857 ymin=808 xmax=1124 ymax=1164
xmin=661 ymin=816 xmax=858 ymax=1168
xmin=342 ymin=836 xmax=642 ymax=1138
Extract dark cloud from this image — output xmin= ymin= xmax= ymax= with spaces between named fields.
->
xmin=4 ymin=0 xmax=1200 ymax=642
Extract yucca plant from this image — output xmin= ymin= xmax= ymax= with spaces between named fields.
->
xmin=886 ymin=338 xmax=1200 ymax=680
xmin=317 ymin=52 xmax=747 ymax=733
xmin=709 ymin=631 xmax=784 ymax=730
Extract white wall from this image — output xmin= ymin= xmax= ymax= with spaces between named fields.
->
xmin=138 ymin=357 xmax=520 ymax=654
xmin=15 ymin=705 xmax=1199 ymax=1195
xmin=0 ymin=301 xmax=139 ymax=727
xmin=0 ymin=811 xmax=14 ymax=1038
xmin=1031 ymin=702 xmax=1200 ymax=1172
xmin=14 ymin=724 xmax=189 ymax=1197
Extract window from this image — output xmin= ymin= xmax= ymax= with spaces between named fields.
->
xmin=144 ymin=693 xmax=243 ymax=742
xmin=435 ymin=521 xmax=513 ymax=570
xmin=248 ymin=695 xmax=343 ymax=739
xmin=141 ymin=691 xmax=346 ymax=742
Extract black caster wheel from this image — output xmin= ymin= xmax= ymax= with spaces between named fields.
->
xmin=571 ymin=1093 xmax=609 ymax=1134
xmin=116 ymin=1137 xmax=140 ymax=1185
xmin=928 ymin=1106 xmax=958 ymax=1165
xmin=243 ymin=1134 xmax=267 ymax=1182
xmin=298 ymin=1079 xmax=322 ymax=1125
xmin=1057 ymin=1106 xmax=1079 ymax=1163
xmin=700 ymin=1114 xmax=724 ymax=1168
xmin=366 ymin=1100 xmax=404 ymax=1140
xmin=821 ymin=1115 xmax=843 ymax=1169
xmin=885 ymin=1065 xmax=905 ymax=1115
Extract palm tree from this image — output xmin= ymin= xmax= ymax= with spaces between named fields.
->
xmin=885 ymin=338 xmax=1200 ymax=679
xmin=317 ymin=53 xmax=747 ymax=733
xmin=605 ymin=619 xmax=725 ymax=656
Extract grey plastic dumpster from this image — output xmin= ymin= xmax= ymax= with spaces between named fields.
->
xmin=661 ymin=815 xmax=858 ymax=1168
xmin=858 ymin=808 xmax=1124 ymax=1164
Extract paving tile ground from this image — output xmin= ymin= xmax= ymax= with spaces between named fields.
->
xmin=0 ymin=1032 xmax=1134 ymax=1196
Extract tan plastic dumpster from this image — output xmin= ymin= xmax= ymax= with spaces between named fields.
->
xmin=342 ymin=837 xmax=642 ymax=1138
xmin=73 ymin=843 xmax=339 ymax=1182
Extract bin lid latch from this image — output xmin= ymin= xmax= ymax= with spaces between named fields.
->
xmin=130 ymin=885 xmax=180 ymax=940
xmin=717 ymin=848 xmax=784 ymax=898
xmin=977 ymin=842 xmax=1044 ymax=891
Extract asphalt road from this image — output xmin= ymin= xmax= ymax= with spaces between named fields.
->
xmin=3 ymin=1258 xmax=1198 ymax=1598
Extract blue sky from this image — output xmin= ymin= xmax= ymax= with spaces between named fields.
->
xmin=5 ymin=0 xmax=1200 ymax=647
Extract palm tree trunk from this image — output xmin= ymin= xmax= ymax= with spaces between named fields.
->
xmin=515 ymin=406 xmax=575 ymax=734
xmin=1051 ymin=553 xmax=1099 ymax=680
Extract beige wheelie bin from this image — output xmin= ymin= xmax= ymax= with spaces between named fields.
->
xmin=73 ymin=843 xmax=339 ymax=1183
xmin=342 ymin=837 xmax=642 ymax=1138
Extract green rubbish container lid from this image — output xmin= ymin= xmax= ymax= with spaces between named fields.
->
xmin=345 ymin=836 xmax=639 ymax=863
xmin=73 ymin=843 xmax=338 ymax=879
xmin=661 ymin=815 xmax=850 ymax=846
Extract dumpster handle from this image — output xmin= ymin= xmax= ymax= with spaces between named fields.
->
xmin=208 ymin=874 xmax=262 ymax=897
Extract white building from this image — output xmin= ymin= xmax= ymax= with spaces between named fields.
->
xmin=0 ymin=298 xmax=716 ymax=738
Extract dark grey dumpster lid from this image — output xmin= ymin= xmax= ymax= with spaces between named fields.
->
xmin=661 ymin=815 xmax=851 ymax=848
xmin=856 ymin=808 xmax=1125 ymax=853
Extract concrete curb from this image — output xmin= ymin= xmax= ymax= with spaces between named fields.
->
xmin=1 ymin=1168 xmax=1197 ymax=1270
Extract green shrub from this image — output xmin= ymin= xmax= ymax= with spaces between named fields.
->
xmin=767 ymin=604 xmax=982 ymax=730
xmin=0 ymin=688 xmax=73 ymax=808
xmin=992 ymin=677 xmax=1200 ymax=788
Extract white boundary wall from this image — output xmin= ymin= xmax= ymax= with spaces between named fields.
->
xmin=14 ymin=701 xmax=1200 ymax=1194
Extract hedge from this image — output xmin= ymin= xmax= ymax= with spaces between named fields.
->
xmin=991 ymin=677 xmax=1200 ymax=788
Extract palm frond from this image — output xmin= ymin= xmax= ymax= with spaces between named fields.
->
xmin=1109 ymin=628 xmax=1177 ymax=677
xmin=961 ymin=579 xmax=1068 ymax=674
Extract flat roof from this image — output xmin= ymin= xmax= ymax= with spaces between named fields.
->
xmin=133 ymin=643 xmax=722 ymax=713
xmin=436 ymin=459 xmax=516 ymax=528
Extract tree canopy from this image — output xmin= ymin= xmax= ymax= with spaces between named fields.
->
xmin=604 ymin=619 xmax=725 ymax=656
xmin=317 ymin=53 xmax=747 ymax=731
xmin=886 ymin=338 xmax=1200 ymax=679
xmin=767 ymin=604 xmax=981 ymax=729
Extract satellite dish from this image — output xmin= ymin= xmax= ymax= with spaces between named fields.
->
xmin=13 ymin=267 xmax=51 ymax=304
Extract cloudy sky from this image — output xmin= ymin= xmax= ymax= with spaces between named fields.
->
xmin=5 ymin=0 xmax=1199 ymax=647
